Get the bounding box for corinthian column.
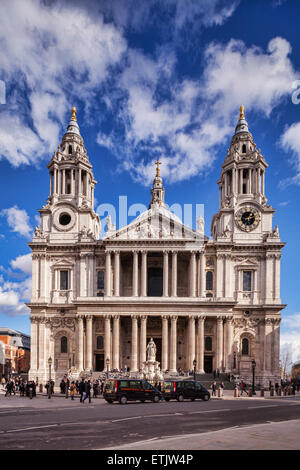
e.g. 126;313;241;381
131;315;138;373
141;251;147;297
197;316;205;373
139;315;147;368
169;316;178;373
78;315;84;371
104;315;111;369
216;316;224;371
163;251;169;297
105;251;111;297
188;316;196;370
86;315;93;370
225;316;233;372
189;252;196;297
171;251;177;297
162;315;169;371
132;251;139;297
30;317;38;373
114;251;120;297
112;315;120;370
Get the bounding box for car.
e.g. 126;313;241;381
162;380;210;402
104;378;162;404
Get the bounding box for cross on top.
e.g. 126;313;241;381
155;159;161;177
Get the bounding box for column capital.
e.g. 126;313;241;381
112;314;120;320
85;314;93;321
77;314;85;321
131;314;139;321
217;315;225;322
140;315;147;321
162;315;169;320
112;249;120;255
197;315;206;322
170;315;178;321
104;314;111;320
225;315;234;323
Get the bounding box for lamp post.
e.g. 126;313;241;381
252;359;256;395
106;357;110;379
48;357;52;399
193;359;196;381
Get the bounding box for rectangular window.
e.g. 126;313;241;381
97;270;104;290
60;270;69;290
243;271;252;292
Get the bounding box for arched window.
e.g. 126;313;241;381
97;335;104;350
242;144;246;153
61;336;68;354
206;271;213;291
205;337;212;351
242;338;249;355
68;145;72;154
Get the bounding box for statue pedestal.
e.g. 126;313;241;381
142;359;164;382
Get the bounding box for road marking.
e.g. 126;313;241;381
189;408;231;414
111;416;142;422
247;405;279;409
6;424;58;433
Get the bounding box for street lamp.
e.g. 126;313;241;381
48;357;52;399
193;359;197;381
106;357;110;379
252;359;256;395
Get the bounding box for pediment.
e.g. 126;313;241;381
236;258;259;268
51;258;75;268
104;206;203;241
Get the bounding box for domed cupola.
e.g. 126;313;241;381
149;160;166;208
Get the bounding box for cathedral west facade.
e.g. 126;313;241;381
28;106;285;386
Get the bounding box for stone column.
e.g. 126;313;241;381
189;252;196;297
78;315;84;371
169;316;178;373
162;315;169;371
139;315;147;368
30;317;38;373
265;254;273;303
112;315;120;370
163;251;169;297
216;255;223;299
224;254;231;299
274;253;281;302
171;251;177;297
38;320;45;375
216;316;224;371
141;251;147;297
132;251;139;297
80;254;87;297
86;315;93;370
188;316;196;370
199;252;205;297
114;251;120;297
239;169;243;194
131;315;138;373
197;316;205;373
225;316;233;372
105;251;111;297
104;315;111;369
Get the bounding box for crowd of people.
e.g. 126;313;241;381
1;376;37;398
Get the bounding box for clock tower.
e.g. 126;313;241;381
211;106;275;243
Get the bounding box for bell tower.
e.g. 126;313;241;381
211;106;275;242
36;107;100;243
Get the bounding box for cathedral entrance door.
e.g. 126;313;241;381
204;355;213;373
147;337;162;366
95;353;104;372
147;268;163;296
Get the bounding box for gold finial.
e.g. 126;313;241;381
239;104;245;119
71;107;77;121
155;159;161;177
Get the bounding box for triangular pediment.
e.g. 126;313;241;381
51;258;75;268
104;206;203;241
236;258;259;267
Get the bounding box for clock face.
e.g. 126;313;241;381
235;206;260;232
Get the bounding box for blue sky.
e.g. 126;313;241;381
0;0;299;364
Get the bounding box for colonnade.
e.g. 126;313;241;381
77;314;234;374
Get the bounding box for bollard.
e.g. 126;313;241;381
248;389;252;397
278;388;281;396
270;387;274;397
234;387;239;398
39;384;43;393
288;387;291;396
284;388;287;396
260;388;264;397
218;388;222;398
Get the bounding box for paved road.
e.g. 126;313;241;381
0;393;299;450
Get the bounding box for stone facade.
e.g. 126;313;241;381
28;106;285;386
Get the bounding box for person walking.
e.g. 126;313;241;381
211;381;217;397
82;380;91;404
79;378;85;403
70;381;76;400
219;381;225;397
240;380;248;396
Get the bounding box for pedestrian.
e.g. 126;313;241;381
211;381;217;397
217;368;220;378
82;380;91;404
240;380;248;396
70;381;76;400
100;381;104;395
213;370;216;379
79;378;85;402
219;381;225;397
5;380;13;397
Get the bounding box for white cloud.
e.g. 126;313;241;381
1;206;32;238
0;0;126;166
279;122;300;186
10;253;32;275
281;313;300;365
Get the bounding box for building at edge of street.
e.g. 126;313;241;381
0;327;30;377
28;106;286;387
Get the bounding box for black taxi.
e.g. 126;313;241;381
104;379;162;404
163;380;210;402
